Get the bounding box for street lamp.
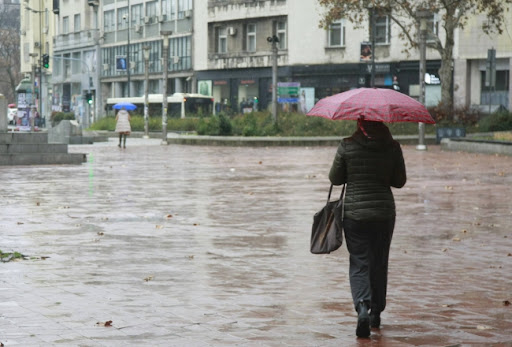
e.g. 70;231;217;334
143;45;151;138
416;9;430;151
160;30;172;145
123;6;131;97
267;34;279;125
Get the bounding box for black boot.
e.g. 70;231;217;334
356;300;370;338
370;310;381;328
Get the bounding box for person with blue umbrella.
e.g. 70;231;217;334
115;106;132;148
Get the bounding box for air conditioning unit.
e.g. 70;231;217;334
228;27;237;36
144;16;151;24
158;15;166;22
185;10;192;18
34;42;41;48
173;56;180;64
135;24;142;33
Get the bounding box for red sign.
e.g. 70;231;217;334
214;80;228;85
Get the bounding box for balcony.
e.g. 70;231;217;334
54;29;98;52
208;0;286;20
207;50;287;70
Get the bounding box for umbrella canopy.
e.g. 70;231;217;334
113;102;137;111
307;88;435;124
8;103;16;108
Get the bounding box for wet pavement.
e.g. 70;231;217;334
1;138;511;346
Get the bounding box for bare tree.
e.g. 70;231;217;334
318;0;512;110
0;3;22;103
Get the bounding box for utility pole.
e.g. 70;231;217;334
416;10;430;151
161;31;172;145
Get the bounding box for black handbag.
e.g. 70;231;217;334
310;184;345;254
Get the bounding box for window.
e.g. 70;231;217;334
118;7;129;30
426;13;439;42
178;0;192;19
132;4;143;26
375;15;390;44
146;1;157;22
62;16;69;34
74;14;80;32
218;27;227;53
104;10;115;32
247;23;256;52
277;21;287;49
72;52;81;74
328;19;345;47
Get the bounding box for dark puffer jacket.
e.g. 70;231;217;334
329;123;406;221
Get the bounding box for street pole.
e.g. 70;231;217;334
370;7;376;88
416;12;429;151
126;0;131;97
161;30;172;145
267;34;279;125
29;53;38;131
143;46;150;139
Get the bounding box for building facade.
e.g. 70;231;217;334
18;0;512;124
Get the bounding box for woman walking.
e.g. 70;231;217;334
115;107;131;148
329;119;406;338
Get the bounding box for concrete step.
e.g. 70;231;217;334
0;132;48;144
0;153;86;166
0;143;68;154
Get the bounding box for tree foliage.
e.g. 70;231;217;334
317;0;512;110
0;4;22;103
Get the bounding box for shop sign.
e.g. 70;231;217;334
240;79;255;85
214;80;228;86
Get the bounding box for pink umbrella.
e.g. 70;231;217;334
307;88;435;124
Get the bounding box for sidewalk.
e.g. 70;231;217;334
1;138;511;346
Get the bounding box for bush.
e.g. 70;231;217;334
50;112;75;125
428;104;481;126
477;111;512;132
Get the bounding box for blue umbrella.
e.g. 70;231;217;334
113;102;137;111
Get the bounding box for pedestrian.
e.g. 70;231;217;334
329;118;406;338
115;106;131;148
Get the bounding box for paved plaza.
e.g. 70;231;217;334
1;138;511;346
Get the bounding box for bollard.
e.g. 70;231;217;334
0;94;7;132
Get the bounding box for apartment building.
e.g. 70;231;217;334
195;0;447;113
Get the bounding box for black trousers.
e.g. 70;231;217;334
343;217;395;313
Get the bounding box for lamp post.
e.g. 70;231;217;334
123;2;131;97
29;53;38;131
416;10;430;151
160;30;172;145
143;45;151;139
267;35;279;125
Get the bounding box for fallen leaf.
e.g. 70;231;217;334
462;229;467;233
503;300;511;306
144;275;154;282
477;325;492;330
258;161;262;164
193;223;199;226
17;222;24;225
441;304;453;308
36;202;40;206
40;256;50;260
445;186;453;190
452;237;461;242
165;214;173;219
187;255;194;260
97;320;113;327
442;248;448;252
497;171;505;176
155;225;163;229
508;253;512;256
97;232;104;236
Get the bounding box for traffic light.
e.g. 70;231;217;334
85;92;93;104
42;54;50;69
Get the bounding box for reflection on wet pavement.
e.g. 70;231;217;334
0;138;511;346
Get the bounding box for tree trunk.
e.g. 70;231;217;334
438;14;456;111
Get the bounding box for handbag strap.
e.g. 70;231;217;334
326;183;346;205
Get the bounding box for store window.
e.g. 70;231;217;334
62;16;69;34
328;19;345;47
